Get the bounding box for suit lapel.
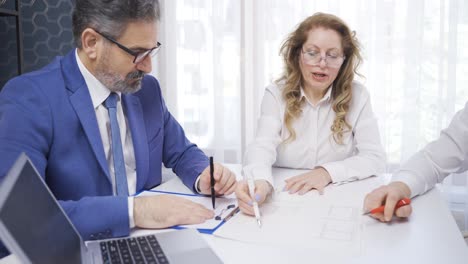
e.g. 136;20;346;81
122;94;149;191
62;50;111;183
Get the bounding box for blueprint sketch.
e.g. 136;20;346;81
214;192;363;254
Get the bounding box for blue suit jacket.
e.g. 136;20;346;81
0;50;209;241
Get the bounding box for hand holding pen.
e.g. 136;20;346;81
197;158;237;198
364;198;411;215
234;177;273;226
363;181;413;222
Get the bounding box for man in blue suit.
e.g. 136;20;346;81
0;0;237;246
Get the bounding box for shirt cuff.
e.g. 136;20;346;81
320;162;347;183
194;175;202;194
320;162;364;184
243;164;274;187
128;196;135;229
391;171;424;198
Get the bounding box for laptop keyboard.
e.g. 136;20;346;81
100;235;169;264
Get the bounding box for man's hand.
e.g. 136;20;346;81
363;181;412;222
133;195;214;229
283;167;332;195
235;179;272;216
198;163;237;196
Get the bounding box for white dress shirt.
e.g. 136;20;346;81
76;50;137;228
392;102;468;197
244;81;386;186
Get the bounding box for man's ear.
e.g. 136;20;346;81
80;28;100;61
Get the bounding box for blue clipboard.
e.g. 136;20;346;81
135;190;240;234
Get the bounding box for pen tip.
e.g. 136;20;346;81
257;220;262;228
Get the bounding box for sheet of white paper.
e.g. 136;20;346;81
137;190;238;230
214;193;363;255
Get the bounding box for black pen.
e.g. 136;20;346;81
210;156;215;209
223;207;240;222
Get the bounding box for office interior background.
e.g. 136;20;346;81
1;0;468;231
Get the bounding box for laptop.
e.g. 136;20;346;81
0;153;222;264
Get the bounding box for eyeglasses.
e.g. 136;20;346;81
95;30;162;64
301;50;345;68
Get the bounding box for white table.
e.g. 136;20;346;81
1;166;467;264
134;165;468;264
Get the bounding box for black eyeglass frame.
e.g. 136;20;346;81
95;30;162;64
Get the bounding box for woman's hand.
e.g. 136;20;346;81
283;167;332;195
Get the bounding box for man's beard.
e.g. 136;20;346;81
95;50;145;94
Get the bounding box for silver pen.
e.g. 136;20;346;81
246;176;262;228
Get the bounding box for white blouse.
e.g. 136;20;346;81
392;102;468;197
243;81;386;186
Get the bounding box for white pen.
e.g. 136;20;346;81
246;176;262;228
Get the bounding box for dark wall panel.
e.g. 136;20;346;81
0;0;74;89
0;0;19;89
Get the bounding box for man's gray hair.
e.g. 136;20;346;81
72;0;160;48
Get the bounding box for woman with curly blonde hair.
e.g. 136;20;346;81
236;13;386;215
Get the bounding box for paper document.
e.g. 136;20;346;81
137;190;239;233
214;193;362;254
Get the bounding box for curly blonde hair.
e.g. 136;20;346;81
278;12;362;144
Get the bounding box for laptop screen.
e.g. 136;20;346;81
0;154;82;264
